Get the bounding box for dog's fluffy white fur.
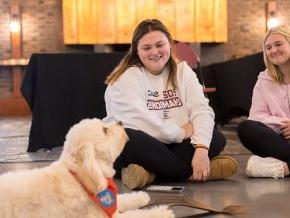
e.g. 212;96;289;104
0;118;174;218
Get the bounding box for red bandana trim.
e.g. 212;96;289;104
70;170;117;217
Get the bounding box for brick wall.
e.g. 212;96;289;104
0;1;12;60
0;67;12;98
202;0;290;66
0;0;64;59
0;0;290;98
0;0;64;98
21;0;64;57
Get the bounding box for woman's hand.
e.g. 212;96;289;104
181;122;194;139
280;120;290;140
190;146;210;181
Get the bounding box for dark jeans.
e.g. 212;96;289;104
237;120;290;168
114;126;226;181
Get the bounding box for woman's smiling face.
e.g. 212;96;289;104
265;33;290;66
137;30;171;75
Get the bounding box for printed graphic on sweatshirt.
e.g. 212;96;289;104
163;110;170;119
147;89;183;111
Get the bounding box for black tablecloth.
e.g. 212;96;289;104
21;53;124;152
202;52;265;124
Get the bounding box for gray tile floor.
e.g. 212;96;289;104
1;117;290;217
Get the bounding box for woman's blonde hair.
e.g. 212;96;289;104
263;24;290;83
105;19;178;87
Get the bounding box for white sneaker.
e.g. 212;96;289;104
246;155;286;179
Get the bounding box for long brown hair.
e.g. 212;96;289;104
105;19;178;87
263;24;290;83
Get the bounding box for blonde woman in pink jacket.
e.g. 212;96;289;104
238;24;290;178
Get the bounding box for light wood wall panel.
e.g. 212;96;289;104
77;0;99;43
175;0;195;42
62;0;228;44
115;0;136;43
98;0;116;43
135;0;156;24
156;0;176;38
195;0;214;42
214;0;228;42
63;0;78;44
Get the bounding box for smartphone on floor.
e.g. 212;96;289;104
145;185;184;193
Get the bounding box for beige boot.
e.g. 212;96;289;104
121;164;155;190
207;156;238;180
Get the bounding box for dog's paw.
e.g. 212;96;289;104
148;205;175;218
117;191;150;212
131;191;150;204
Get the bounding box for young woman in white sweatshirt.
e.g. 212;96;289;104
104;19;237;189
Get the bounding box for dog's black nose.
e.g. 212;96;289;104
117;121;123;126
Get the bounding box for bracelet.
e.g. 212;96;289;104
194;145;209;150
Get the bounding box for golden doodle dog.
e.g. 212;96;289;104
0;118;174;218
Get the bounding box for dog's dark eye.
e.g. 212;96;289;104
103;127;107;134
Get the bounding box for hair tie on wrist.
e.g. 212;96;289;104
194;145;209;150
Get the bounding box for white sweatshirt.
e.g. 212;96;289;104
104;61;215;147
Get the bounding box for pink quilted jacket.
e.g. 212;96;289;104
248;70;290;132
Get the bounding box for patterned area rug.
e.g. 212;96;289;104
0;117;61;163
220;117;251;155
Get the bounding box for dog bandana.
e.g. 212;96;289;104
70;171;117;217
96;178;117;217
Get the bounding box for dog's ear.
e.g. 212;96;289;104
76;144;107;194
